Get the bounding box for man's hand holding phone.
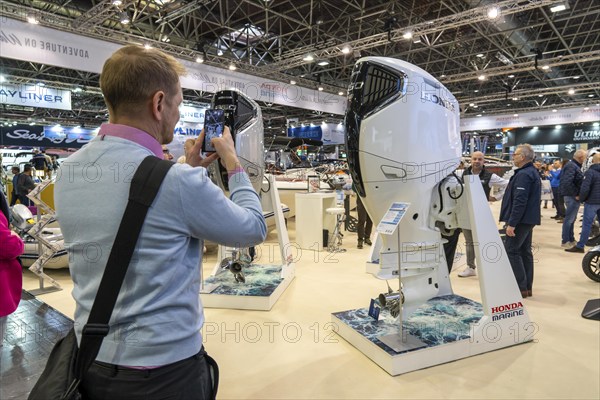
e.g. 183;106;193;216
186;126;240;172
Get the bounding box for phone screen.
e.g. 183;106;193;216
202;109;225;152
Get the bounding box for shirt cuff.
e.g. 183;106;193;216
227;166;246;178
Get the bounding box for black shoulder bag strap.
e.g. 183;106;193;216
71;156;174;386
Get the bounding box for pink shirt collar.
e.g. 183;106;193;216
98;123;163;158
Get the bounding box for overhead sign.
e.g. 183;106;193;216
509;124;600;145
0;83;72;110
287;123;345;144
180;105;207;123
0;17;346;115
0;125;95;148
461;105;600;131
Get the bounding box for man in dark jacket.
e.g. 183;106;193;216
499;144;541;298
9;166;20;206
559;149;586;248
457;151;508;277
16;165;36;206
567;153;600;253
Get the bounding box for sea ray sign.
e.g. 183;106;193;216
0;125;93;148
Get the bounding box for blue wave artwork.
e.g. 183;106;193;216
333;295;484;355
204;264;284;296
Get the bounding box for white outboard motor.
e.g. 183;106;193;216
209;90;264;194
345;57;461;316
208;90;264;283
10;204;35;232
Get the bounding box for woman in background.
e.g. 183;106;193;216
0;190;24;345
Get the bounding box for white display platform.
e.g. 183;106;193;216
201;174;295;311
295;192;337;250
332;294;534;376
201;268;295;310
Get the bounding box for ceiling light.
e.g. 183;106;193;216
550;4;567;13
473;105;479;108
538;94;544;97
513;114;519;117
568;88;575;95
476;53;484;58
0;75;6;83
144;44;152;49
303;54;314;62
588;94;595;98
27;16;39;25
111;0;122;5
512;97;518;101
402;32;412;39
73;87;83;93
533;126;539;130
593;122;599;127
486;6;500;19
412;37;422;44
440;74;446;78
584;107;589;111
552;109;557;112
341;46;350;54
228;63;236;71
217;49;223;56
508;74;515;78
478;75;486;81
474;89;479;93
469;103;475;107
36;82;45;87
196;56;204;63
573;76;580;79
542;65;550;70
290;80;296;85
317;61;329;66
119;12;130;24
318;86;324;91
555;125;562;129
477;114;482;117
338;91;344;96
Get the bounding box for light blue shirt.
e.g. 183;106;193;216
54;125;266;366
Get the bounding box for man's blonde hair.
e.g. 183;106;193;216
100;45;186;115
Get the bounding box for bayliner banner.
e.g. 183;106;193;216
0;125;94;148
0;17;345;115
0;83;72;110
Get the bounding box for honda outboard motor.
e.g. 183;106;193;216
209;90;264;282
345;57;461;316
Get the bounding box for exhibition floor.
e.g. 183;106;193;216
8;202;600;399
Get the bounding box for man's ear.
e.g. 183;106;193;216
151;91;165;121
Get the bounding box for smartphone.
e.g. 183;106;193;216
202;109;225;152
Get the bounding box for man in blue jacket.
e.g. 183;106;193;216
559;149;586;248
499;144;541;298
567;153;600;253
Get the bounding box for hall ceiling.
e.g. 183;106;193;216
0;0;599;134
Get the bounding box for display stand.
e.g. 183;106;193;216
333;178;534;375
26;179;63;295
200;174;295;310
295;192;337;250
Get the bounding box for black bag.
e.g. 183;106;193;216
28;156;174;400
28;329;81;400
